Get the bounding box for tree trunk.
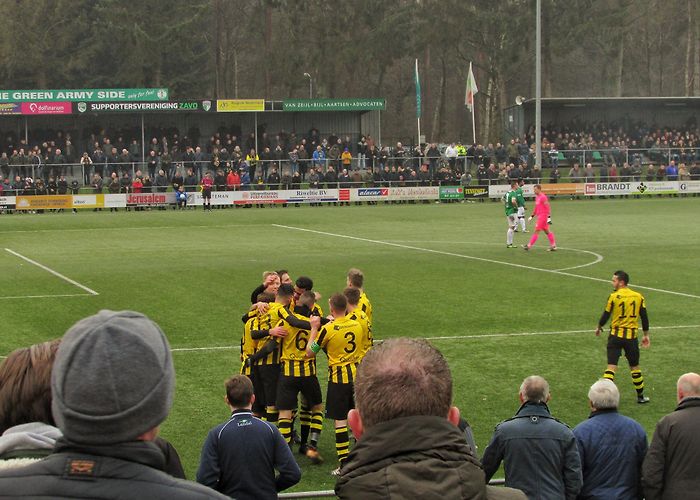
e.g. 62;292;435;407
429;56;444;142
233;48;239;98
264;3;272;98
542;7;552;96
644;13;652;95
424;46;431;132
685;0;693;95
658;31;664;94
483;73;493;145
214;0;223;98
694;21;700;94
615;34;624;97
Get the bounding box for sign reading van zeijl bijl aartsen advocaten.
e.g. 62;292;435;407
282;98;385;111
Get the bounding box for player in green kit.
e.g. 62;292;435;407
514;179;528;233
504;181;519;248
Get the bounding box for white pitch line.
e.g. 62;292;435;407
0;293;93;300
0;223;258;234
273;224;700;300
167;324;700;353
428;324;700;340
171;345;237;352
552;248;604;271
387;240;604;272
5;249;99;296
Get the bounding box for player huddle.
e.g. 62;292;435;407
240;268;373;475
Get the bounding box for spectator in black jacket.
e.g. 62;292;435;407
0;310;225;499
154;169;169;193
324;166;338;189
196;375;300;500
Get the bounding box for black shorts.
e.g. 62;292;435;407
245;372;265;414
253;364;280;407
202;188;211;200
276;375;323;410
325;381;355;420
607;335;640;366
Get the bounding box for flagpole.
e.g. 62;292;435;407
471;107;476;145
466;62;478;146
417;117;421;152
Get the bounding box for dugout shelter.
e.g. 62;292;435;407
0;90;385;161
503;96;700;143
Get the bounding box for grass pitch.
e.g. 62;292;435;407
2;196;699;492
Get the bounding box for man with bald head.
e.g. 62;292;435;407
335;338;525;499
482;375;582;499
642;372;700;500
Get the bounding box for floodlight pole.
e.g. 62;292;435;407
535;0;542;169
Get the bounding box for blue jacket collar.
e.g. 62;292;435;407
515;401;552;417
588;408;618;418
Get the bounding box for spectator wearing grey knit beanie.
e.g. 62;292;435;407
0;310;228;499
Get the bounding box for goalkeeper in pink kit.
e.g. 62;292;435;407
523;184;557;251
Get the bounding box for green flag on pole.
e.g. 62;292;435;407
414;58;421;119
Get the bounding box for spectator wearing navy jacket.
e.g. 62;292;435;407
573;379;647;500
196;375;300;500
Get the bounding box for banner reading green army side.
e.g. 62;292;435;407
0;89;169;102
283;98;385;111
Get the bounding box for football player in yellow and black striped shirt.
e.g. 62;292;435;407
241;310;258;376
274;290;325;464
343;286;373;358
347;268;372;324
248;284;314;424
292;275;324;318
289;275;327;457
595;270;651;403
307;293;364;474
240;292;275;418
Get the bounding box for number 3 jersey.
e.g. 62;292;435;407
316;317;364;384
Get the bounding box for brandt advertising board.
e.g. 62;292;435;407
584;182;679;196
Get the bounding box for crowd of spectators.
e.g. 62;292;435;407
524;120;700;166
1;121;699;201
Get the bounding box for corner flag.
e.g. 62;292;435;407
465;62;478;112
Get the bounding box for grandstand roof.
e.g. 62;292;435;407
518;96;700;106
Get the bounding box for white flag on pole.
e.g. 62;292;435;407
465;62;478;112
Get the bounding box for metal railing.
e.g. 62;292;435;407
278;479;506;499
277;479;506;499
1;147;697;187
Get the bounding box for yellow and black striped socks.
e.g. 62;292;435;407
309;411;323;448
278;418;293;444
631;369;644;396
603;369;615;381
335;426;350;466
266;406;278;425
299;405;311;445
